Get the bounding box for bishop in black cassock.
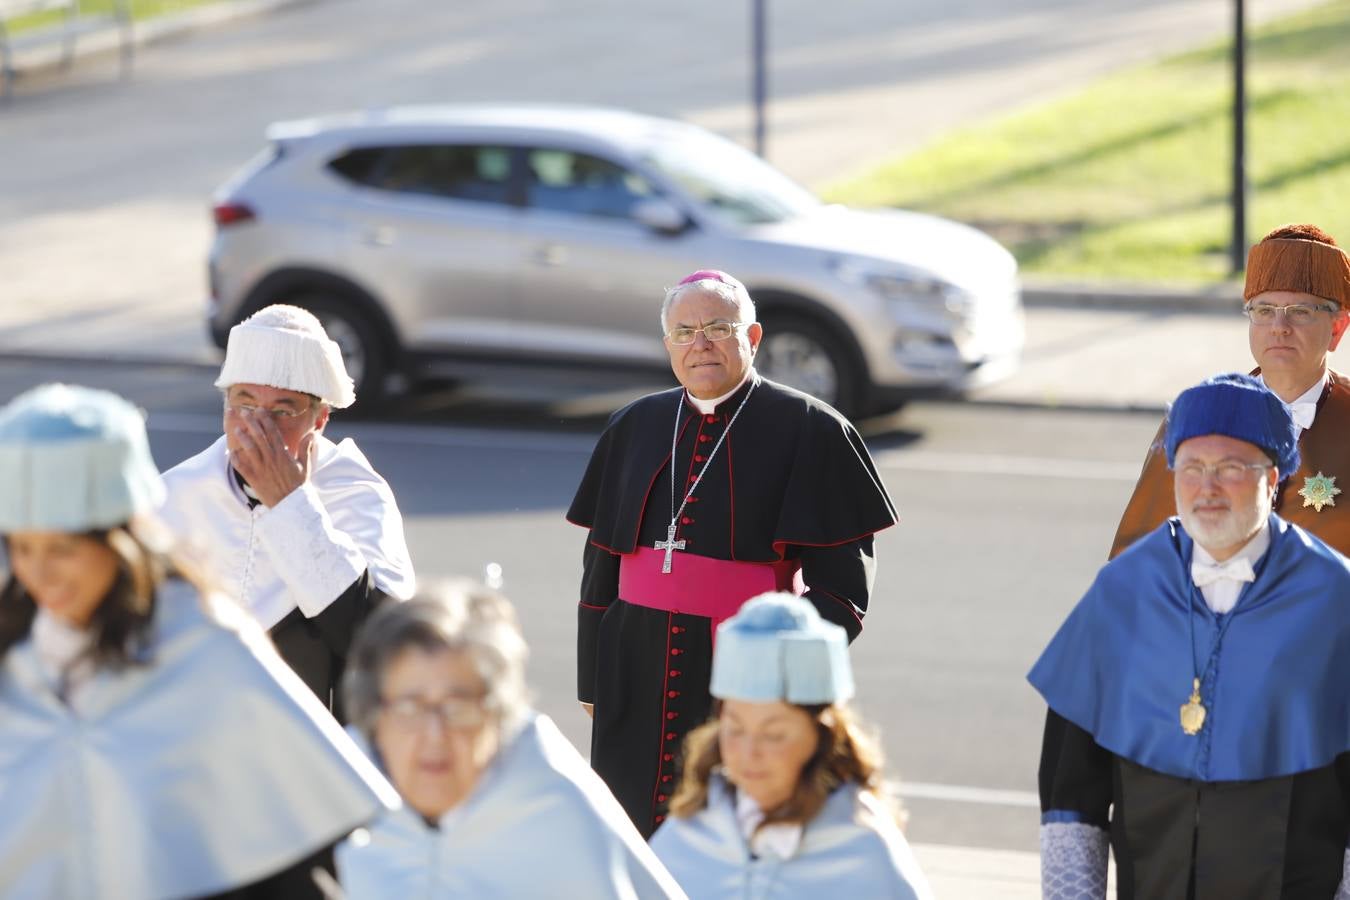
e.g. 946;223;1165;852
567;269;897;837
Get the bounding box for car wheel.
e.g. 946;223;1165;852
755;312;865;417
289;294;389;411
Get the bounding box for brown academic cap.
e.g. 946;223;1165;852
1244;234;1350;307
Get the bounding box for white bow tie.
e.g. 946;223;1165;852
1288;401;1317;431
1191;556;1256;588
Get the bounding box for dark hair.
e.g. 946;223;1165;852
668;701;897;830
1260;223;1339;246
0;526;169;669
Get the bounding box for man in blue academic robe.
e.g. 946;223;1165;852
1030;374;1350;899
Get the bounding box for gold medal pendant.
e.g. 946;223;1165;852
1180;677;1206;735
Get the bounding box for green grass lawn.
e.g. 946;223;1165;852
5;0;223;36
824;0;1350;284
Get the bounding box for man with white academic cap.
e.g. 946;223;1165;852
160;305;415;715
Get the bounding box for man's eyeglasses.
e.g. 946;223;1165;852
379;694;487;731
1242;302;1338;325
225;402;312;422
664;322;752;346
1175;460;1272;485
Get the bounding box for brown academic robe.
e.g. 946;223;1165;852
1111;369;1350;558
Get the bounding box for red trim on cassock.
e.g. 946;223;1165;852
770;522;895;560
650;610;675;828
811;586;864;630
578;601;608;611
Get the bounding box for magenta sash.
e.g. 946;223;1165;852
618;546;804;632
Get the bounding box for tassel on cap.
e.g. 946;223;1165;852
1244;238;1350;307
1164;373;1300;478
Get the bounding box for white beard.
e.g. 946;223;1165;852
1178;486;1273;556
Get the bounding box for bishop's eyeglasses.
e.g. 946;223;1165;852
664;322;752;345
1242;302;1338;326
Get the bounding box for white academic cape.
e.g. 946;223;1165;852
0;580;401;899
650;775;934;900
337;713;688;899
160;434;416;629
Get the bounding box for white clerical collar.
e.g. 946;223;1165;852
1258;370;1326;434
734;786;803;860
687;368;755;415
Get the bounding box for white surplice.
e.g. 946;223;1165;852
160;434;415;629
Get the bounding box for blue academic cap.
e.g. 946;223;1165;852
0;384;165;532
710;592;855;704
1164;373;1300;477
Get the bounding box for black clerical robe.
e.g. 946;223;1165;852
568;374;898;836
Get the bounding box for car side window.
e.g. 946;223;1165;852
328;145;514;206
524;149;654;221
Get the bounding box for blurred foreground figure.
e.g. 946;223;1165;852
569;270;896;835
1032;375;1350;898
160;304;415;714
336;581;686;899
651;592;933;899
1112;224;1350;558
0;384;397;900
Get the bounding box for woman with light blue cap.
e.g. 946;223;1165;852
650;591;933;899
0;384;398;899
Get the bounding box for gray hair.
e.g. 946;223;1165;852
659;277;757;332
343;579;531;742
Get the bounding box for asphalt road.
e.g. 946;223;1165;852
0;357;1162;853
0;0;1323;364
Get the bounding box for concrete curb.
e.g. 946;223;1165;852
1022;280;1242;313
3;0;317;82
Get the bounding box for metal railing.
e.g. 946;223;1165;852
0;0;132;99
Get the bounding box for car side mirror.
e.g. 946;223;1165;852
632;198;689;235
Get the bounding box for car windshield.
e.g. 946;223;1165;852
640;131;821;226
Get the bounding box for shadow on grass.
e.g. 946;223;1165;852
900;88;1299;212
1177;7;1350;67
941;134;1350;275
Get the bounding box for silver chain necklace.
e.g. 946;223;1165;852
653;381;757;574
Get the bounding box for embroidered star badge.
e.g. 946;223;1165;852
1299;472;1342;512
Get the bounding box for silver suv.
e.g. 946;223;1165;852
208;105;1023;416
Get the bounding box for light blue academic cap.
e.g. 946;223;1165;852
710;592;855;704
0;384;165;532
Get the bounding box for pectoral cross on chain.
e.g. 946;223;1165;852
655;523;686;574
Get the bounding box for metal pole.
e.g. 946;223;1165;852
1231;0;1248;275
752;0;767;158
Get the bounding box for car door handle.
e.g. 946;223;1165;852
533;244;568;266
362;226;396;247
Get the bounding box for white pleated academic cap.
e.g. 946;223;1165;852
0;384;165;532
215;305;356;408
710;592;855;704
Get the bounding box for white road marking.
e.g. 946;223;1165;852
900;781;1040;809
873;449;1141;482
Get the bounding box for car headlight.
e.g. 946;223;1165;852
831;258;971;317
